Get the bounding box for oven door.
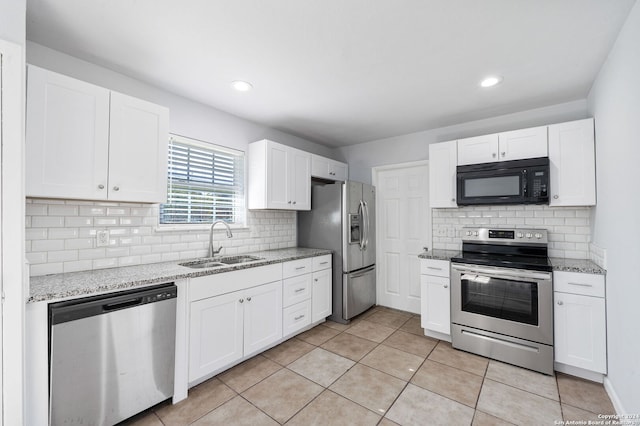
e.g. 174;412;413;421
450;263;553;345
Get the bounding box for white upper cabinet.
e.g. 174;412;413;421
26;65;169;203
457;134;499;165
311;154;348;181
457;126;547;165
498;126;548;161
548;118;596;206
428;140;457;208
248;139;311;210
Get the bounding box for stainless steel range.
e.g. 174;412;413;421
450;227;554;375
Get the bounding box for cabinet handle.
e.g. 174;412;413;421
427;266;442;271
113;186;120;191
239;298;244;303
295;266;306;270
294;288;305;293
568;282;593;288
443;284;449;288
501;152;506;157
294;315;305;321
553;195;559;199
247;296;252;301
320;261;329;265
98;184;105;190
492;153;497;158
557;300;563;306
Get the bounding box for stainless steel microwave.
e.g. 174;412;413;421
456;157;549;205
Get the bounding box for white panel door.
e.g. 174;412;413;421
374;163;430;313
312;269;332;322
289;147;311;210
457;134;499;165
243;281;283;357
420;274;451;335
108;92;169;203
498;126;548;161
26;65;110;199
428;141;458;207
265;142;290;209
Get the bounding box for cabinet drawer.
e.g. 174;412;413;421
189;264;282;301
312;255;332;271
283;258;313;278
283;274;312;307
554;271;605;298
283;300;312;337
420;259;450;278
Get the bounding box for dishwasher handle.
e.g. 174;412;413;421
103;297;144;311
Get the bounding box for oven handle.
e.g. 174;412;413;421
451;263;552;282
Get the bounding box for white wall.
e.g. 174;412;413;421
338;100;588;184
26;42;338;159
587;1;640;414
0;0;25;46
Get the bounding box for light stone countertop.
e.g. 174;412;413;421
417;250;460;261
28;247;332;303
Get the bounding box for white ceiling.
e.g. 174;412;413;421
26;0;636;147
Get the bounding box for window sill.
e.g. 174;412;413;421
154;223;249;233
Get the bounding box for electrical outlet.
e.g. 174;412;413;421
96;230;110;247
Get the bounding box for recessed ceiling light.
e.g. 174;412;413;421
231;80;253;92
480;76;503;88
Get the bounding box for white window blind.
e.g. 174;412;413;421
160;135;245;225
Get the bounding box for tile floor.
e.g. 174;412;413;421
125;306;615;426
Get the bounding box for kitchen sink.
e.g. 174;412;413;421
179;255;264;269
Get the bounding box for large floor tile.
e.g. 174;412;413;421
242;369;323;423
345;319;396;343
323;320;353;331
399;316;424;336
385;383;475;426
562;403;606;423
486;360;559;401
296;324;341;346
123;411;164;426
411;359;483;408
329;364;407;415
193;396;278;426
217;355;281;393
477;379;562;425
364;310;412;328
556;373;615;414
321;331;377;361
155;378;236;425
360;344;424;381
382;329;438;357
472;410;515;426
378;419;401;426
262;337;315;366
286;390;381;426
428;341;488;376
288;347;355;387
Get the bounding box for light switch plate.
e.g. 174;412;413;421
96;230;110;247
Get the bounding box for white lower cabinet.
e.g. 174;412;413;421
420;259;451;340
312;268;332;322
554;271;607;374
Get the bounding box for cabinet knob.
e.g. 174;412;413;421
492;153;497;158
247;296;252;301
553;195;559;199
443;284;449;288
98;184;105;190
292;201;296;205
557;300;563;306
451;198;455;202
501;152;506;157
239;298;244;303
288;201;292;204
113;186;120;191
314;278;318;282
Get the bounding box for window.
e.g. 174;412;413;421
160;134;245;226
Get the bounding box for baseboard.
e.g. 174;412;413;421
604;376;627;416
554;362;604;383
424;329;451;342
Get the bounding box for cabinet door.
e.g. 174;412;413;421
548;118;596;206
189;291;244;382
109;92;169;203
26;65;110;200
329;160;348;181
311;154;330;179
420;274;451;335
498;126;548;161
554;292;606;373
457;134;499;165
243;281;283;357
312;268;332;322
428;141;458;208
265;142;290;209
289;148;311;210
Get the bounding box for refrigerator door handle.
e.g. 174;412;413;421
358;200;366;251
363;200;370;251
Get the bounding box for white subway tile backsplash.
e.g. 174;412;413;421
26;199;296;276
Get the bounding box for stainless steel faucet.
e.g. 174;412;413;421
208;220;233;257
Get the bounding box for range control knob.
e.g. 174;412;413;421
525;233;533;238
516;232;524;238
535;233;543;239
466;231;472;236
473;231;479;236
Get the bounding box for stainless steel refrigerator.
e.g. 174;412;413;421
298;181;376;324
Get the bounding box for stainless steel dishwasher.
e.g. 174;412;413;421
49;283;177;425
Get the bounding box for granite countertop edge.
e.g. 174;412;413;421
28;247;332;303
